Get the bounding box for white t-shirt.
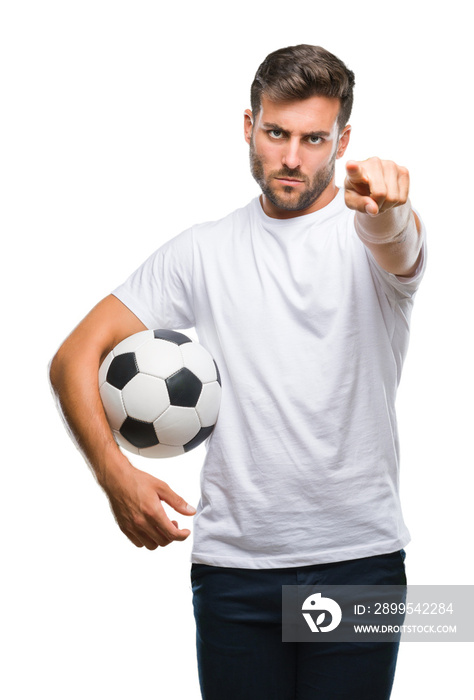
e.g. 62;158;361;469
113;189;427;568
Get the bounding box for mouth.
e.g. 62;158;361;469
275;177;304;187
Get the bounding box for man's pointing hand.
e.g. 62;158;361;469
344;158;410;216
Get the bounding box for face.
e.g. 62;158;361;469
244;95;351;218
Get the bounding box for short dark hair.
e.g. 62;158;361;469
250;44;355;130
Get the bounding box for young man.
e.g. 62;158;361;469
50;45;425;699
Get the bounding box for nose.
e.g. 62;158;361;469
282;137;302;171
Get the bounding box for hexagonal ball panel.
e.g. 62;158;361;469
122;373;169;422
113;329;154;355
135;338;183;379
139;443;186;459
166;367;202;407
195;381;222;427
100;382;127;431
154;406;201;446
180;342;218;383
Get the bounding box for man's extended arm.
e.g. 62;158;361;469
344;158;423;277
49;294;196;549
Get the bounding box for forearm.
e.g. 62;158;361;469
49;295;195;549
354;201;423;277
49;344;131;489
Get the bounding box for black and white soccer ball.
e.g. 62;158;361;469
99;329;222;458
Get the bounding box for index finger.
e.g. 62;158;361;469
345;161;368;183
149;497;192;542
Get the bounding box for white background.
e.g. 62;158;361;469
1;1;472;697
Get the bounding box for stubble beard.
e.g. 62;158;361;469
249;140;337;212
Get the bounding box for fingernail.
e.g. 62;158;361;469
186;504;196;514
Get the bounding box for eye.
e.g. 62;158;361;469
268;129;284;139
308;135;323;145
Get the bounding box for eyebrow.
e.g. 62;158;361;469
262;122;331;138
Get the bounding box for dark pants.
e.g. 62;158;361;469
191;550;407;700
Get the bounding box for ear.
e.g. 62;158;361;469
244;109;253;145
336;125;351;159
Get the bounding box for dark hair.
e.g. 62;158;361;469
250;44;355;130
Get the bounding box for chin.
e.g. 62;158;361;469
267;189;314;212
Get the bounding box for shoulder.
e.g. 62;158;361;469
192;199;257;238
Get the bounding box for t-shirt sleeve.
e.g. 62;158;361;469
364;210;427;303
112;227;195;330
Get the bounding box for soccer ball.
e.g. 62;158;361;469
99;329;222;458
